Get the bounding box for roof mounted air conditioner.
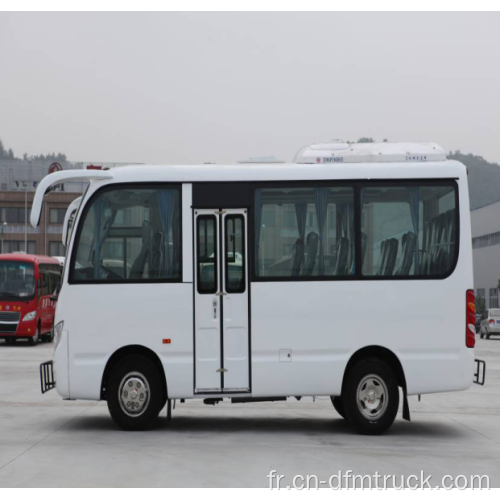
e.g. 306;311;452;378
294;142;447;164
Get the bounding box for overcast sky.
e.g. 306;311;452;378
1;12;499;164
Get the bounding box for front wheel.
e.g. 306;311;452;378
343;358;399;435
27;326;40;346
107;355;165;431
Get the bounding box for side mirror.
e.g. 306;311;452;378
49;295;58;303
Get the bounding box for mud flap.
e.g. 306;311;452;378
402;389;411;422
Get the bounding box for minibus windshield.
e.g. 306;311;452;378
0;261;36;301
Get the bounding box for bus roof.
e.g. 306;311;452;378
105;158;465;184
0;253;61;265
30;142;466;228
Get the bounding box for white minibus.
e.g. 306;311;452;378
33;142;484;434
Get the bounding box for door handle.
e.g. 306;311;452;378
213;299;217;319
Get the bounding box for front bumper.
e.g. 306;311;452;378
0;319;37;338
40;361;56;394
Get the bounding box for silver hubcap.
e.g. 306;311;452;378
357;374;388;420
119;372;150;418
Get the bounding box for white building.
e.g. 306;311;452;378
471;200;500;309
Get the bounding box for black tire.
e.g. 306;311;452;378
41;329;54;343
343;358;399;435
331;396;346;419
107;355;165;431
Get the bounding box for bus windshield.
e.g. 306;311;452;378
0;261;36;301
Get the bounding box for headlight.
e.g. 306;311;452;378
22;311;36;322
54;321;64;348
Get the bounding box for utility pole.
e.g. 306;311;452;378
0;221;7;254
24;188;28;253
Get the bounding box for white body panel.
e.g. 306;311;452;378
44;156;474;403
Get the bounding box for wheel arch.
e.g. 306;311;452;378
100;345;167;401
341;345;407;393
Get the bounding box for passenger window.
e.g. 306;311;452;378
255;187;355;278
41;272;49;296
361;184;457;277
71;186;181;282
197;216;217;294
225;215;245;293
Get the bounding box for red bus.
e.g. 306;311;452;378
0;254;62;345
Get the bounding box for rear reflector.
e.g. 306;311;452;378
466;289;476;348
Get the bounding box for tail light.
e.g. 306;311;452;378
489;319;495;325
466;289;476;348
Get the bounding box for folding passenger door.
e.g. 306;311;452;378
194;209;250;394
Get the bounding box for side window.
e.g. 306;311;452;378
197;216;217;294
40;270;49;296
255;186;355;278
361;184;457;277
225;215;245;293
71;185;181;282
489;288;499;309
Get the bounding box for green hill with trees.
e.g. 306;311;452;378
0;137;66;162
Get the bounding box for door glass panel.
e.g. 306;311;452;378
197;215;217;294
225;215;245;293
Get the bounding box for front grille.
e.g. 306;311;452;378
0;312;21;322
0;312;21;334
0;323;18;334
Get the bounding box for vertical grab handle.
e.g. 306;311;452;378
213;299;217;319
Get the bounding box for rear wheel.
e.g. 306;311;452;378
27;326;40;346
343;358;399;435
331;396;346;419
41;329;54;343
107;355;165;431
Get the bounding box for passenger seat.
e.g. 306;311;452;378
303;232;319;276
290;238;305;277
129;221;152;279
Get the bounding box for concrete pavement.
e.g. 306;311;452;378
0;337;499;487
